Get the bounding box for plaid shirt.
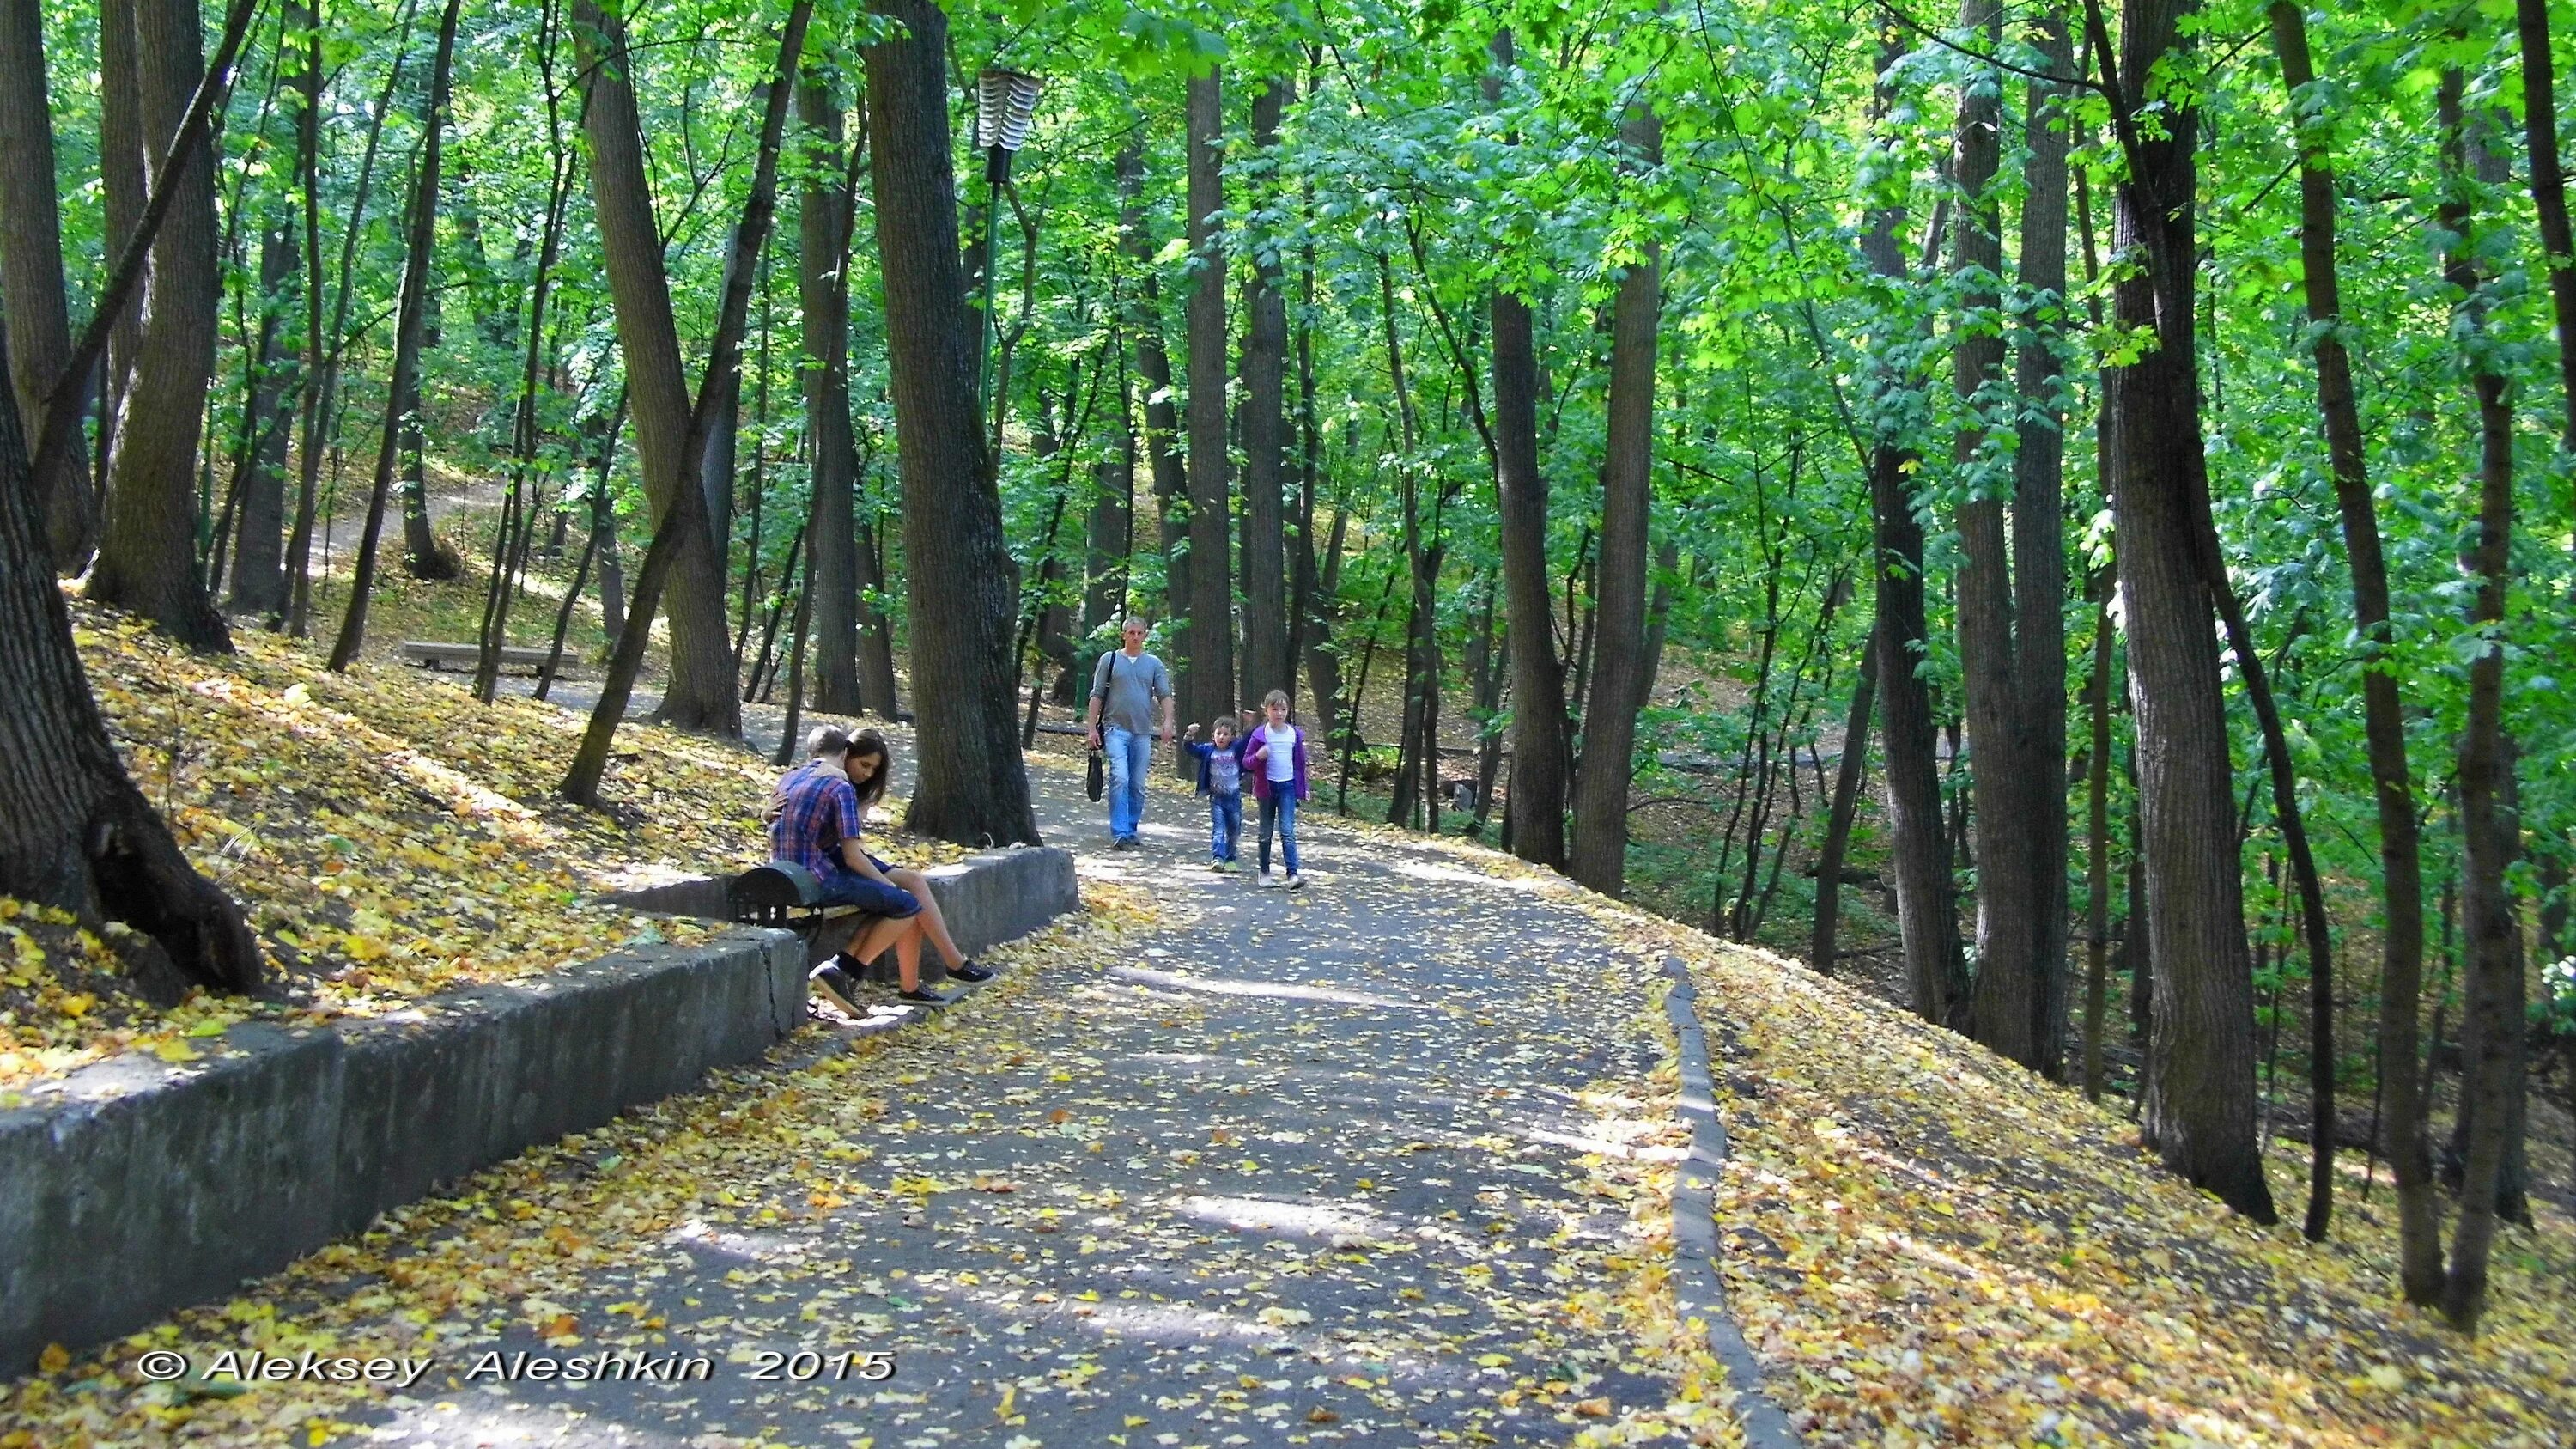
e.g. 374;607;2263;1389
769;761;860;878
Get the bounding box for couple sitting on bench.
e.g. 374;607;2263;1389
767;725;993;1014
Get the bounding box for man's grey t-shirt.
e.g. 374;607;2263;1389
1093;648;1172;736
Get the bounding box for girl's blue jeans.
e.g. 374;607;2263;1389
1258;790;1300;875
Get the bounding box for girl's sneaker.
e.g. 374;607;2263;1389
1285;873;1307;891
1255;872;1277;887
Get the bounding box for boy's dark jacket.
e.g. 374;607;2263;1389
1182;734;1250;796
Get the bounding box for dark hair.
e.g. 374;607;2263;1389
845;729;893;810
805;724;853;758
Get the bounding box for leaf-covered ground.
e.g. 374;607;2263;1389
0;751;1753;1449
1627;927;2576;1447
0;597;959;1097
9;657;2570;1447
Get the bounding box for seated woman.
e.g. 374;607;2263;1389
839;730;993;986
768;725;945;1008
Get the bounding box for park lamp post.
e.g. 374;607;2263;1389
975;68;1043;429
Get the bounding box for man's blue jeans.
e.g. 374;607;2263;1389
1103;725;1151;840
1208;791;1242;861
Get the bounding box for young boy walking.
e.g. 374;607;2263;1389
1182;719;1244;870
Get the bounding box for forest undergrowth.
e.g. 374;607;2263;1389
0;584;959;1098
1639;920;2576;1447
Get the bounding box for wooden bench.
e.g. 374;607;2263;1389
397;640;556;673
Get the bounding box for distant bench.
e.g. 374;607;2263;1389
397;640;555;673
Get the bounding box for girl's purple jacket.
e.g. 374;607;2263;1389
1246;726;1309;802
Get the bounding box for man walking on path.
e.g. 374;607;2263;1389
1085;616;1175;849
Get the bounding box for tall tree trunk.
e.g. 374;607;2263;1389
1084;444;1132;641
228;220;295;613
2518;0;2576;466
1862;32;1969;1027
1114;143;1190;665
1469;584;1504;826
1488;46;1570;866
327;0;464;673
1293;337;1346;750
2014;3;2075;1077
1238;76;1292;704
87;0;230;651
471;18;576;704
802;67;866;715
2096;0;2275;1221
861;0;1036;843
1953;0;2046;1069
560;1;805;802
96;0;143;475
0;0;93;568
1378;256;1430;831
1565;99;1661;898
853;449;899;715
1811;626;1878;974
0;330;259;995
2439;72;2525;1332
1181;70;1236;738
1636;537;1677;713
2081;575;2116;1099
286;0;398;640
570;0;743;736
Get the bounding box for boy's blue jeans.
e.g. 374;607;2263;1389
1102;726;1151;840
1207;791;1242;861
1258;790;1300;875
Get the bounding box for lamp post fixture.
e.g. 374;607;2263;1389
975;68;1042;435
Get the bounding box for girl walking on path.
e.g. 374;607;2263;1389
1248;690;1309;890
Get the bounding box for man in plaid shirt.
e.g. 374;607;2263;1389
769;726;945;1005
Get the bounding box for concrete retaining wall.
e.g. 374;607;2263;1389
0;846;1079;1374
0;929;804;1373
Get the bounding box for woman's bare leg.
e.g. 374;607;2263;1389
844;913;908;965
892;920;926;992
887;868;964;969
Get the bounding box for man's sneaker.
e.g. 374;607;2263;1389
1255;872;1277;888
808;962;864;1017
1110;836;1139;851
947;961;995;984
898;986;951;1007
1285;873;1307;891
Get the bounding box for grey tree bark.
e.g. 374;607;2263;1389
1951;0;2046;1069
1113;142;1190;688
0;0;92;568
87;0;229;651
328;0;464;672
228;220;295;614
0;329;259;997
2012;3;2074;1077
1564;98;1661;898
1811;627;1878;975
571;0;744;735
2094;0;2275;1221
2439;69;2526;1333
1181;70;1236;737
801;67;866;716
1238;77;1292;704
862;0;1036;843
1857;33;1968;1026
